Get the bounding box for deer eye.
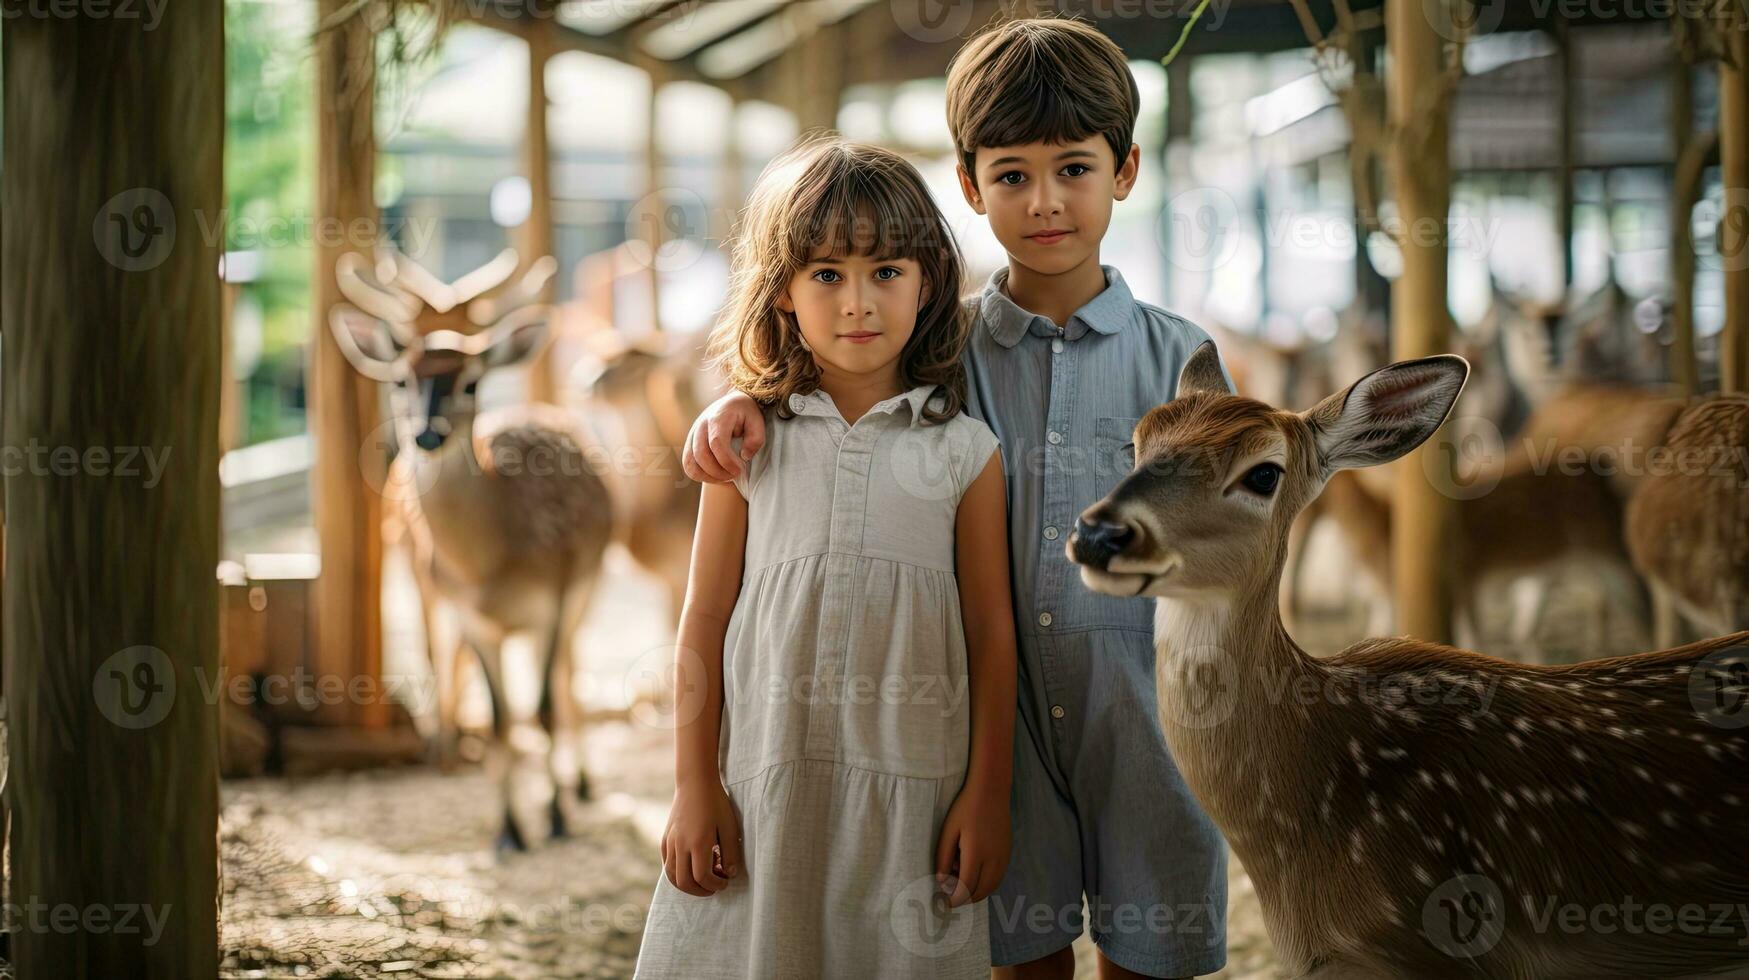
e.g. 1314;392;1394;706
1241;463;1282;496
462;380;479;395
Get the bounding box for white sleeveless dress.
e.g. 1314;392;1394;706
634;384;1002;980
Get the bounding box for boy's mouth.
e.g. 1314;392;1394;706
1027;228;1073;245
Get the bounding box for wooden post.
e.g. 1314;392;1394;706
1670;60;1702;397
636;51;667;333
523;21;560;404
310;0;386;727
1164;53;1193;305
1387;0;1456;643
1556;20;1577;290
1721;28;1749;394
2;4;222;974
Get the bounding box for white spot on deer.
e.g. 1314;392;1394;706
1507;733;1525;750
1633;765;1651;782
1570;747;1588;764
1412;864;1432;887
1418;769;1435;789
1622;821;1646;839
1660;810;1678;828
1529;827;1543;845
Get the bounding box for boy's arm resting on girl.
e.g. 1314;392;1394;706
939;449;1017;907
683;391;766;483
661;480;747;897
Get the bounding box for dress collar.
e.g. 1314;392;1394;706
979;264;1134;348
786;383;941;427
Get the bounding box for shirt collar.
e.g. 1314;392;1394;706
787;383;941;427
978;264;1134;348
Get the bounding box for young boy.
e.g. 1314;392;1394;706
682;17;1229;980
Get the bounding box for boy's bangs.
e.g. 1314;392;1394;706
787;173;935;267
977;78;1107;157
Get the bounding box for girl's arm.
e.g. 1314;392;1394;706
935;450;1017;907
662;480;748;897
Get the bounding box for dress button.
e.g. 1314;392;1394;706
1050;705;1066;719
1043;525;1059;540
1047;430;1063;445
1051;338;1064;354
789;394;805;413
1038;611;1053;627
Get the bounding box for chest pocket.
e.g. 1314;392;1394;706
1092;416;1141;494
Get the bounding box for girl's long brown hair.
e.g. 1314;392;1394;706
708;135;970;423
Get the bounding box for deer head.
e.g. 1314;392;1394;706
328;250;554;452
1070;340;1469;605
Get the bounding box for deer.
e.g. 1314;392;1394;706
330;249;613;852
1626;394;1749;646
1069;341;1749;979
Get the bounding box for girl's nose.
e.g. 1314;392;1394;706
842;283;876;318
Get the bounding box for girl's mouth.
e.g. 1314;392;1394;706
840;331;881;344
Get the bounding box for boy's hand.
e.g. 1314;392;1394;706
661;778;743;897
934;776;1012;907
683;391;765;484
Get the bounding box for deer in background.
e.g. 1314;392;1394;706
1627;394;1749;645
331;250;613;852
1070;342;1749;978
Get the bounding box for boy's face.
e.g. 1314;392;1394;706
957;136;1140;277
777;247;926;380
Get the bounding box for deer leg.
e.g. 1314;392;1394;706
471;637;526;853
1652;580;1682;649
537;614;580;840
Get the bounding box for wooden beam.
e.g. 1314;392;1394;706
523;20;560;404
1555;19;1577;289
1722;26;1749;394
311;0;387;727
3;3;222;974
1386;0;1456;643
1670;60;1704;398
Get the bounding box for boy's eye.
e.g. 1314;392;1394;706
1062;163;1091;177
997;172;1024;186
813;269;842;284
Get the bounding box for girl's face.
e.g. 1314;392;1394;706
776;248;927;381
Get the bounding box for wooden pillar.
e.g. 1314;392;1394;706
1387;0;1456;642
1556;20;1577;290
310;0;386;727
1164;54;1193;305
522;21;559;404
1670;60;1702;397
636;51;667;333
2;4;222;974
1721;28;1749;394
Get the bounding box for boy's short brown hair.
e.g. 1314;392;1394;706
944;16;1141;178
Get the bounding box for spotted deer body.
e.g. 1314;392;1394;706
1070;343;1749;978
1626;395;1749;643
331;250;612;851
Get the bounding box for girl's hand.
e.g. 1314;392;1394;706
682;391;765;484
661;778;743;897
933;776;1012;908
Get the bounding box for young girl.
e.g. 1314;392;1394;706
633;137;1017;979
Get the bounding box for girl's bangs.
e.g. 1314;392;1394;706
785;167;937;266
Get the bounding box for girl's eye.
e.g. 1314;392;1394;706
875;267;901;281
813;269;842;284
1241;463;1282;496
1062;163;1091;177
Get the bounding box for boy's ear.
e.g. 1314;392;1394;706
956;163;986;215
1114;143;1141;202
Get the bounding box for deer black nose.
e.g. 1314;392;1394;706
1071;518;1136;569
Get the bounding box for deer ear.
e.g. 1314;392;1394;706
483;305;551;368
328;304;411;382
1175;339;1232;397
1303;354;1469;472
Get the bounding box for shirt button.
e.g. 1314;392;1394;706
1050;705;1066;719
789;394;805;413
1051;338;1064;354
1047;430;1063;445
1038;611;1053;627
1043;525;1059;540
